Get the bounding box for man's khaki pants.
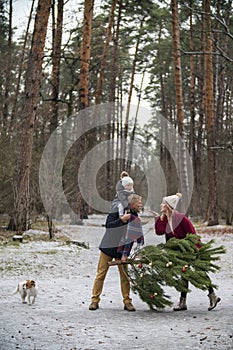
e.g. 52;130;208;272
91;251;132;305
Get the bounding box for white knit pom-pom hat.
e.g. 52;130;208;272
163;193;182;209
121;176;134;188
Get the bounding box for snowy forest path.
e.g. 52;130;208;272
0;216;232;349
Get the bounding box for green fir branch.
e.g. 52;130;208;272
128;234;225;309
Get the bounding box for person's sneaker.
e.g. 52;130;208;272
124;303;136;311
89;302;99;310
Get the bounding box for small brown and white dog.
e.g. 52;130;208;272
12;280;37;305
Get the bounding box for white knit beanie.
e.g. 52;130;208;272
121;176;134;188
163;193;182;209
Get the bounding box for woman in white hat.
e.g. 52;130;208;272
153;193;221;312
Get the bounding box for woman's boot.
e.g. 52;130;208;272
208;292;221;311
173;297;187;311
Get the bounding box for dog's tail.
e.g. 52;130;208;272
11;285;19;296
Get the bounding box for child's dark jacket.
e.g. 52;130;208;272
99;210;137;258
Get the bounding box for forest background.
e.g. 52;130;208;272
0;0;232;235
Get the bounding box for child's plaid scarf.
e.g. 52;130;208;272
117;214;144;256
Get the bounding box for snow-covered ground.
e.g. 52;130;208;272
0;215;232;350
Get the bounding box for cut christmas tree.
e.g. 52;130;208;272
127;234;226;310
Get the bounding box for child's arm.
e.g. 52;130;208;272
118;202;125;216
121;243;132;261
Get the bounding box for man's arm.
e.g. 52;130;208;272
105;211;130;228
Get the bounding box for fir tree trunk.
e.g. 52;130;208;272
2;0;12;132
109;0;122;104
79;0;94;109
50;0;64;133
204;0;218;225
95;0;116;105
94;0;116;202
157;26;172;185
122;16;145;170
12;0;52;233
74;0;94;221
108;0;122;198
171;0;189;210
45;0;64;234
127;69;146;171
10;0;35;127
195;19;205;216
189;1;196;162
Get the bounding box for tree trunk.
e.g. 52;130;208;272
188;0;197;214
45;0;64;236
108;0;122;199
109;0;122;104
94;0;116;204
195;13;205;216
10;0;35;127
122;16;145;169
158;25;172;191
2;0;12;132
204;0;218;225
95;0;116;105
12;0;52;233
215;1;232;225
79;0;94;109
171;0;189;211
127;69;146;171
74;0;94;221
50;0;64;133
189;1;196;161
